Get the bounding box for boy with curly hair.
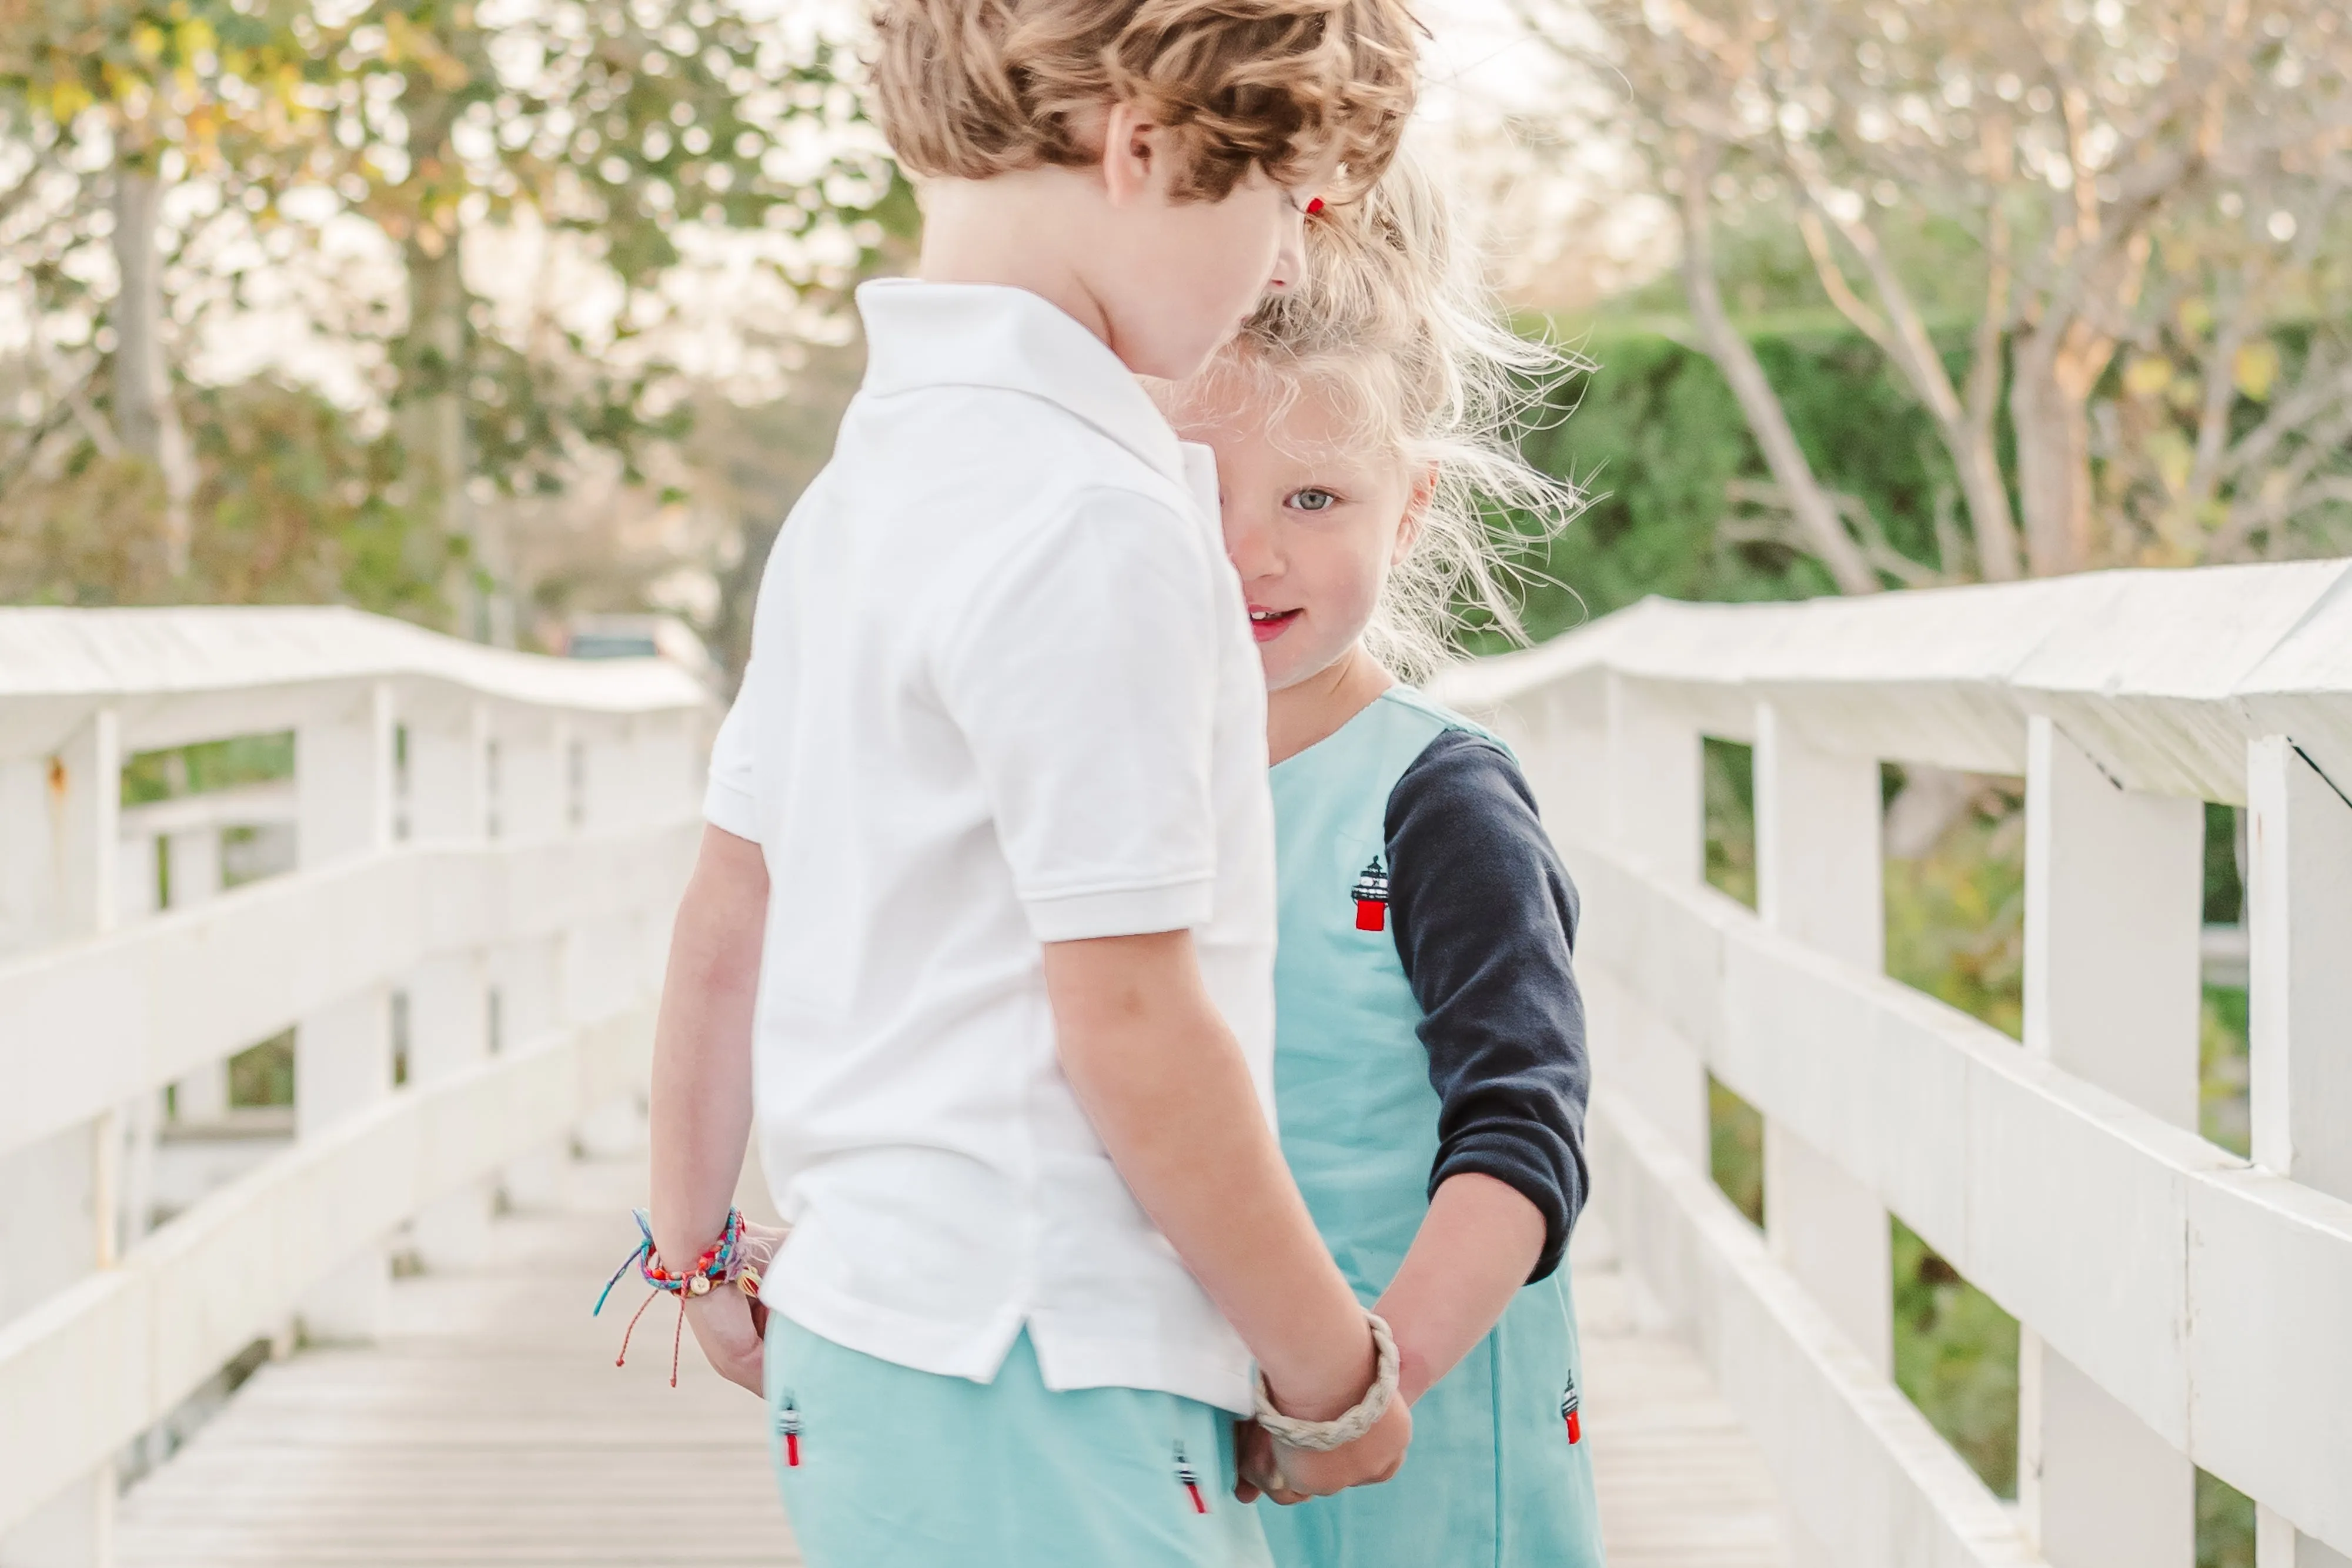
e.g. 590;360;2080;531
646;1;1421;1563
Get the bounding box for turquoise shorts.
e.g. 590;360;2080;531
765;1316;1274;1568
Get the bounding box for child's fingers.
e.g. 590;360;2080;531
683;1290;767;1394
1232;1420;1288;1504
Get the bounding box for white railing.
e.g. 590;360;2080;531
1436;560;2352;1568
0;607;711;1563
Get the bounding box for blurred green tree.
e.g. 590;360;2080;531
1522;0;2352;589
318;0;908;638
1;0;908;634
1;0;322;571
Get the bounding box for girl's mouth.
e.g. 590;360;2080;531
1247;606;1302;643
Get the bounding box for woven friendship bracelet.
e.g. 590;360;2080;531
1252;1311;1400;1453
593;1208;746;1388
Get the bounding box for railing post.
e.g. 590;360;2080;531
2020;714;2201;1568
406;700;496;1271
2247;736;2352;1568
494;713;574;1209
1604;672;1708;1170
163;824;230;1122
0;708;121;1568
1753;704;1893;1378
293;681;397;1342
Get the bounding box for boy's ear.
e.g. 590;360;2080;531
1098;101;1161;206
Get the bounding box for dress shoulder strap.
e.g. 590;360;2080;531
1378;685;1514;760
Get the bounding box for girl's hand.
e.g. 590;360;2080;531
683;1287;766;1394
1233;1420;1307;1505
1237;1393;1411;1503
1272;1391;1412;1497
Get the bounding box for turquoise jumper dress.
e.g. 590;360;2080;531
1260;687;1606;1568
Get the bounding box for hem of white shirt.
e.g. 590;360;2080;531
1021;876;1216;944
703;780;760;843
766;1275;1255;1416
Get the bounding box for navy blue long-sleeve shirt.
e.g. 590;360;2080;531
1384;729;1591;1282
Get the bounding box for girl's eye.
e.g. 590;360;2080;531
1288;487;1339;513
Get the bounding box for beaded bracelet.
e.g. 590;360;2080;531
1252;1311;1401;1454
594;1208;750;1387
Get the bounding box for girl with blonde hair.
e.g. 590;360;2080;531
1161;148;1606;1567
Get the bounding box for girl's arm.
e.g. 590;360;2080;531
1376;1172;1546;1402
1382;731;1596;1398
650;824;770;1393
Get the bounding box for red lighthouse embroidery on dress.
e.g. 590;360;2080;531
1174;1443;1208;1514
1351;857;1390;931
777;1394;803;1466
1561;1374;1581;1444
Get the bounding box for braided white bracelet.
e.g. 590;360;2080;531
1252;1312;1400;1453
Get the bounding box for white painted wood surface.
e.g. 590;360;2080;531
1437;560;2352;1567
15;565;2352;1566
111;1149;798;1568
2019;713;2200;1568
0;608;710;1565
102;1143;1789;1568
1753;703;1893;1387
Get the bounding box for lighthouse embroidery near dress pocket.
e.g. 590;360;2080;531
1351;854;1390;931
775;1392;803;1466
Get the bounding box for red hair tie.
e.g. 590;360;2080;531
1306;197;1325;216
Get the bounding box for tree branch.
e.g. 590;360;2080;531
1677;135;1879;595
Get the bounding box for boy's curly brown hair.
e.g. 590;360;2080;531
870;0;1421;203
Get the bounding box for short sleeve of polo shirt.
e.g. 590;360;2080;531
935;486;1222;944
703;663;761;842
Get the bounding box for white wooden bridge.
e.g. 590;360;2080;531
4;563;2349;1568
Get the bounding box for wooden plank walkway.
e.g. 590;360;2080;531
116;1154;798;1567
1570;1218;1793;1568
118;1153;1789;1567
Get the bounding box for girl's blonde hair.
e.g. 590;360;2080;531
1169;145;1584;679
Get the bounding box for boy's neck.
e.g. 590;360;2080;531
914;173;1114;352
1267;646;1394;765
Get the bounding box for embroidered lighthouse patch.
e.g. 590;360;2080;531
776;1393;803;1467
1561;1373;1581;1445
1174;1442;1208;1514
1351;856;1390;931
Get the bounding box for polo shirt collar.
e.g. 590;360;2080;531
856;279;1190;492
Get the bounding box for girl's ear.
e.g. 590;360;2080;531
1098;102;1160;207
1392;462;1439;564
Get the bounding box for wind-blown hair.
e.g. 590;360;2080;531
1168;145;1585;678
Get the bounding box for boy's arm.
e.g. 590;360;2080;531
1374;1174;1546;1402
650;824;770;1393
1046;930;1411;1494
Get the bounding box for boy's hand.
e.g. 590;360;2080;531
1232;1397;1412;1503
683;1288;765;1395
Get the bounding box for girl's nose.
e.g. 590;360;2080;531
1225;505;1283;581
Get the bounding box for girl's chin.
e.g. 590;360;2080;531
1261;651;1338;696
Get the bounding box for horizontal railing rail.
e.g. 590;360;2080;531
0;1001;655;1532
0;607;711;1560
1;823;696;1156
1436;559;2352;1568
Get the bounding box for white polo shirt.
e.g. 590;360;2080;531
704;279;1277;1415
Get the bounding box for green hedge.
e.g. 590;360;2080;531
1474;316;1975;648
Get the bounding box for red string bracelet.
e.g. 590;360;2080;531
594;1208;745;1387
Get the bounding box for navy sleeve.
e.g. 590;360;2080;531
1385;728;1590;1282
